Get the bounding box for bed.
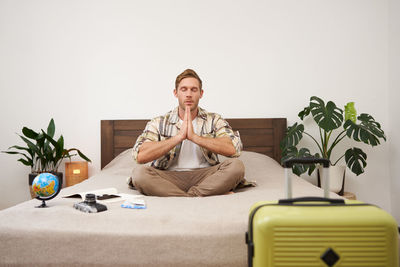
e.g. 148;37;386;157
0;118;341;266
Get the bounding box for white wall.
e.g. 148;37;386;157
389;0;400;223
0;0;394;219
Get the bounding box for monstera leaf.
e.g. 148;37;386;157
344;113;386;146
309;96;343;131
281;146;314;176
298;106;311;120
306;152;321;176
280;123;304;151
344;102;357;123
345;147;367;176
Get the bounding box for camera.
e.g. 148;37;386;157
73;193;107;213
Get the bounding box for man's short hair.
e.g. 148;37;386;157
175;69;202;90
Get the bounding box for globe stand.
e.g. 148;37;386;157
35;200;49;208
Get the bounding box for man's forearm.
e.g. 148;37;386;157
136;135;182;164
191;135;236;157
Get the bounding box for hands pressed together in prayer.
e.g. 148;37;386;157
178;105;197;142
176;105;235;156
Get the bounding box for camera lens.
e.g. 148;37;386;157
85;193;96;204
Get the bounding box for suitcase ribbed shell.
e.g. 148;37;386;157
249;200;399;267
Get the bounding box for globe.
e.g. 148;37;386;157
32;173;61;208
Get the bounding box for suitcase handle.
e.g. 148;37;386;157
283;157;331;199
279;197;345;205
283;157;330;168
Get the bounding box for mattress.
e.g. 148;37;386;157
0;150;339;266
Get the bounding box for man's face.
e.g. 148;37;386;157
174;77;203;112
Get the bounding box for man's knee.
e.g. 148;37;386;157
222;158;245;179
132;165;153;190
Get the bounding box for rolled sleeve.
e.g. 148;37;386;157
132;118;160;163
214;117;243;157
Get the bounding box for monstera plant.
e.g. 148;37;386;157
280;96;386;177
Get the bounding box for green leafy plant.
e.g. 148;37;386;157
280;96;386;176
2;119;91;173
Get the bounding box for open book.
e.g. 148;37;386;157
63;188;141;203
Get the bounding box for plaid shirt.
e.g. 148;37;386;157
132;107;242;170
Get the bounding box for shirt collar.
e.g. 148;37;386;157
168;106;207;124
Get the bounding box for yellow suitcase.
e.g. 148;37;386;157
246;158;399;267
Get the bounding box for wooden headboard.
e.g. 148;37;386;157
101;118;287;169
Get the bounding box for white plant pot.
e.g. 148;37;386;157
318;165;346;194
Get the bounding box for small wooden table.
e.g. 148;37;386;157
343;192;356;200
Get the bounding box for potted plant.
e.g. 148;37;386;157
280;96;386;195
2;118;91;198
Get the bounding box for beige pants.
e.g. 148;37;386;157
132;158;245;197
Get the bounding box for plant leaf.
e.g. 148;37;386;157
41;130;64;171
298;106;311;120
22;127;39;139
307;152;321;175
47;118;55;138
41;130;58;147
66;148;91;162
77;150;91;162
19;134;42;157
2;151;20;155
281;146;313;176
344;102;357;123
56;135;64;159
35;133;46;153
280;123;304;151
18;158;32;166
343;113;386;146
310;96;343;131
2;150;32;160
345;147;367;176
6;145;32;154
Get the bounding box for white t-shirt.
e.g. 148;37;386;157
168;118;212;171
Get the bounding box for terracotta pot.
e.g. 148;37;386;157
28;172;63;199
